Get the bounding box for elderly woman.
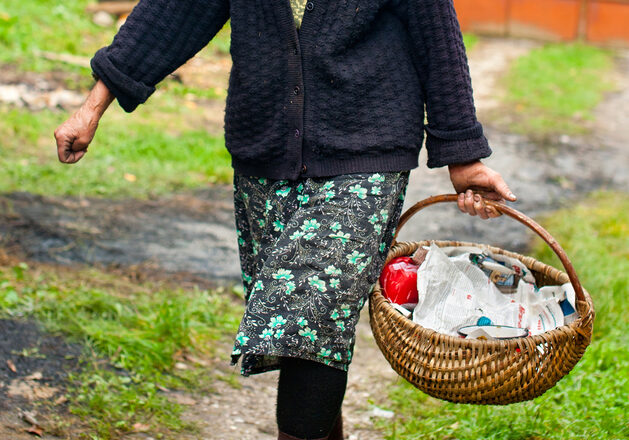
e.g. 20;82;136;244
54;0;516;439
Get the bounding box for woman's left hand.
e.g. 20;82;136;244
448;160;517;219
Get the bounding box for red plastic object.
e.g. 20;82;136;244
379;257;419;307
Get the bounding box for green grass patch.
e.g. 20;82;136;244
376;191;629;439
502;43;615;136
463;34;479;52
0;103;233;198
0;0;231;76
0;263;243;438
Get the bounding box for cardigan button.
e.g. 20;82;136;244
306;2;314;11
301;164;307;173
294;129;301;138
293;86;301;95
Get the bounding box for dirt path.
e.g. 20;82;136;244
1;38;629;439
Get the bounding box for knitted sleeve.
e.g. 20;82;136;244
392;0;492;168
91;0;230;112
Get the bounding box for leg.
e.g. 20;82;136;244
277;357;346;440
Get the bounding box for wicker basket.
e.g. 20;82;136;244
369;194;595;405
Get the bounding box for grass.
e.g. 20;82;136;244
0;263;243;438
502;43;615;136
376;191;629;440
0;0;231;74
0;102;233;197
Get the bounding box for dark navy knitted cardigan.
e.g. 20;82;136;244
91;0;492;180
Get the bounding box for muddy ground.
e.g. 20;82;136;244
0;38;628;439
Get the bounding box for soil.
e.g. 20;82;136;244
0;319;82;440
0;38;628;439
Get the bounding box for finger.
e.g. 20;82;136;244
490;174;517;202
473;194;489;219
457;193;466;213
485;205;502;218
464;189;476;216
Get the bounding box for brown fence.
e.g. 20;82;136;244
453;0;629;46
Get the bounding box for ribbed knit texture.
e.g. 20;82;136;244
91;0;492;180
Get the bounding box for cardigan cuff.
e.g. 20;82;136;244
90;47;155;113
425;123;492;168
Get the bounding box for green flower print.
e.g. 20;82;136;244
325;190;335;201
347;250;366;265
341;305;351;318
274;329;285;339
252;239;260;256
265;200;272;212
289;230;305;240
368;213;379;224
380;209;389;222
336;321;345;331
301;219;321;231
297;193;310;205
296;183;304;193
318;347;332;358
269;315;288;328
330;278;340;289
257;219;265;228
236;332;250;346
333;352;343;362
330;232;350;244
286;281;296;294
273;220;285;232
379;242;386;252
297;317;309;327
303;232;316;240
253;280;264;291
242;271;252;284
260;328;274;339
273;269;294;281
322;181;335;191
324;265;342;276
368;173;385;183
276;187;291;197
258;178;268;185
308;276;327;292
330;222;342;232
371;186;382;195
374;224;382;234
298;327;318;342
349;184;367;199
330;309;340;320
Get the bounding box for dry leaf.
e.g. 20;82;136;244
173;394;197;405
25;372;43;381
6;359;17;373
54;395;68;405
20;410;39;426
26;425;43;437
174;362;188;370
123;173;137;182
156;384;170;392
132;422;150;432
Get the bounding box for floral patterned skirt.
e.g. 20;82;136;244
230;171;409;376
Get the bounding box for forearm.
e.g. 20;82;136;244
83;80;115;119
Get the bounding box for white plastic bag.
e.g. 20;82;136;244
412;243;576;336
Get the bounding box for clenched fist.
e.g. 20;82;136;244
54;80;114;164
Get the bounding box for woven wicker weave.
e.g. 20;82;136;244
369;194;595;405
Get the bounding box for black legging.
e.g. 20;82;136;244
276;356;348;439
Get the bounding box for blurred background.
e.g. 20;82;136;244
0;1;627;439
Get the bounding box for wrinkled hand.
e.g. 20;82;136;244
54;106;100;164
54;79;114;164
448;160;517;219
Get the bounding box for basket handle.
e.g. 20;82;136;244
394;194;586;303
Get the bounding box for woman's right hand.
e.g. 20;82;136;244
54;79;114;164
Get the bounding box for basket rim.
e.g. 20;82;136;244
371;239;595;348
